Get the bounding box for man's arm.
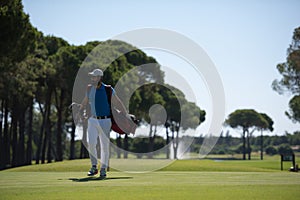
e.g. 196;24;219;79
80;96;88;110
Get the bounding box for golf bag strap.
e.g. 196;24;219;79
104;85;112;109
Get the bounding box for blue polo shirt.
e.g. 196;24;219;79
87;83;115;117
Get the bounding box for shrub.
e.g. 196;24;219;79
277;144;293;155
265;146;277;155
235;145;244;154
217;149;225;155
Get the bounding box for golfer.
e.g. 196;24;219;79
80;69;128;178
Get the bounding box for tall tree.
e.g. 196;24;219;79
285;95;300;123
26;98;34;165
34;36;56;164
38;36;70;163
225;109;268;160
160;85;205;159
50;43;79;162
259;113;274;160
0;0;37;65
0;0;38;167
133;84;165;158
272;27;300;124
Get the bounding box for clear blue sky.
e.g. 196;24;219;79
23;0;300;136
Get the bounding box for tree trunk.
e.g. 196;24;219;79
0;100;3;169
69;122;76;160
242;129;246;160
174;129;180;159
171;129;177;159
148;124;154;159
55;89;64;161
18;108;26;166
80;119;89;158
124;134;128;159
166;128;170;159
260;130;263;160
46;115;52;163
26;100;33;165
3;100;10;167
11;97;19;167
247;130;251;160
172;130;180;159
41;118;47;164
41;89;52;164
35;102;45;164
116;134;122;159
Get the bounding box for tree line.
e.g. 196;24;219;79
0;0;205;169
199;131;300;158
0;1;299;169
66;130;300;160
224;26;300;160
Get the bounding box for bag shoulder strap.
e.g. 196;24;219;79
104;85;112;107
86;84;92;97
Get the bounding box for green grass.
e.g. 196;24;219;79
5;157;294;172
1;158;300;200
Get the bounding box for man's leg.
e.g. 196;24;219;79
87;118;99;176
97;118;112;177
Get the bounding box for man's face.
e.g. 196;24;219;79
90;76;101;85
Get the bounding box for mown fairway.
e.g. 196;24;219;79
1;159;300;200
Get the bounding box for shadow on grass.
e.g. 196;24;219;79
69;176;133;182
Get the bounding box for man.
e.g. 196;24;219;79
80;68;128;178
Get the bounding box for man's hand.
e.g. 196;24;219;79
80;96;88;111
79;104;84;111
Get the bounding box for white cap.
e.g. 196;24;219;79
88;69;103;77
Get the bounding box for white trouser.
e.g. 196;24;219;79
87;117;111;169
